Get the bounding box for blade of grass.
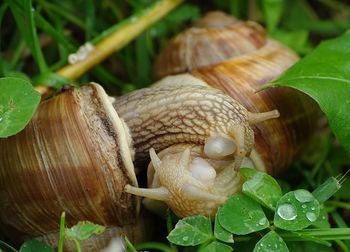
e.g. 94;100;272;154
0;3;8;76
0;240;18;252
331;211;350;248
55;0;183;81
7;0;48;73
25;0;47;73
35;13;76;52
335;240;350;252
85;0;95;41
9;41;26;69
39;1;85;30
326;201;350;210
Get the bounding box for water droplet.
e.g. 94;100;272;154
277;203;297;220
182;236;189;241
294;189;314;203
306;212;317;222
258;217;267;225
302;204;307;209
311;207;315;210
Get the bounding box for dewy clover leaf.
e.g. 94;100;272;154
240;168;283;211
274;190;320;231
214;211;234;243
217;195;269;235
167;215;212;246
65;221;105;241
253;231;288;252
202;241;233;252
0;77;40;138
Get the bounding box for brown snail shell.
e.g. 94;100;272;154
153;11;319;175
0;83;149;250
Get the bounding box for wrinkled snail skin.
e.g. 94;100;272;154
114;84;279;217
0;84;150;251
153;11;320;175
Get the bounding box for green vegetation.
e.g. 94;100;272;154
1;0;350;251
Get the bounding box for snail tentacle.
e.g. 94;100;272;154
247;110;280;125
125;184;170;201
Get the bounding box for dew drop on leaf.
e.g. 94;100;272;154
277;204;297;220
302;204;306;209
294;189;314;203
259;217;267;226
306;212;317;222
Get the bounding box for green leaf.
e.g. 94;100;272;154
239;167;257;180
240;168;283;210
65;221;105;241
254;231;288;252
203;241;233;252
167;215;212;246
262;0;285;33
268;31;350;152
218;195;269;235
274;190;320;231
0;77;40;138
19;240;54;252
214;211;234;243
312;207;330;228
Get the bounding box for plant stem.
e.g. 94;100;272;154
55;0;182;81
124;237;137;252
74;240;81;252
280;228;350;241
58;212;65;252
134;242;174;252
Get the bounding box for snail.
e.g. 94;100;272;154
0;84;152;251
